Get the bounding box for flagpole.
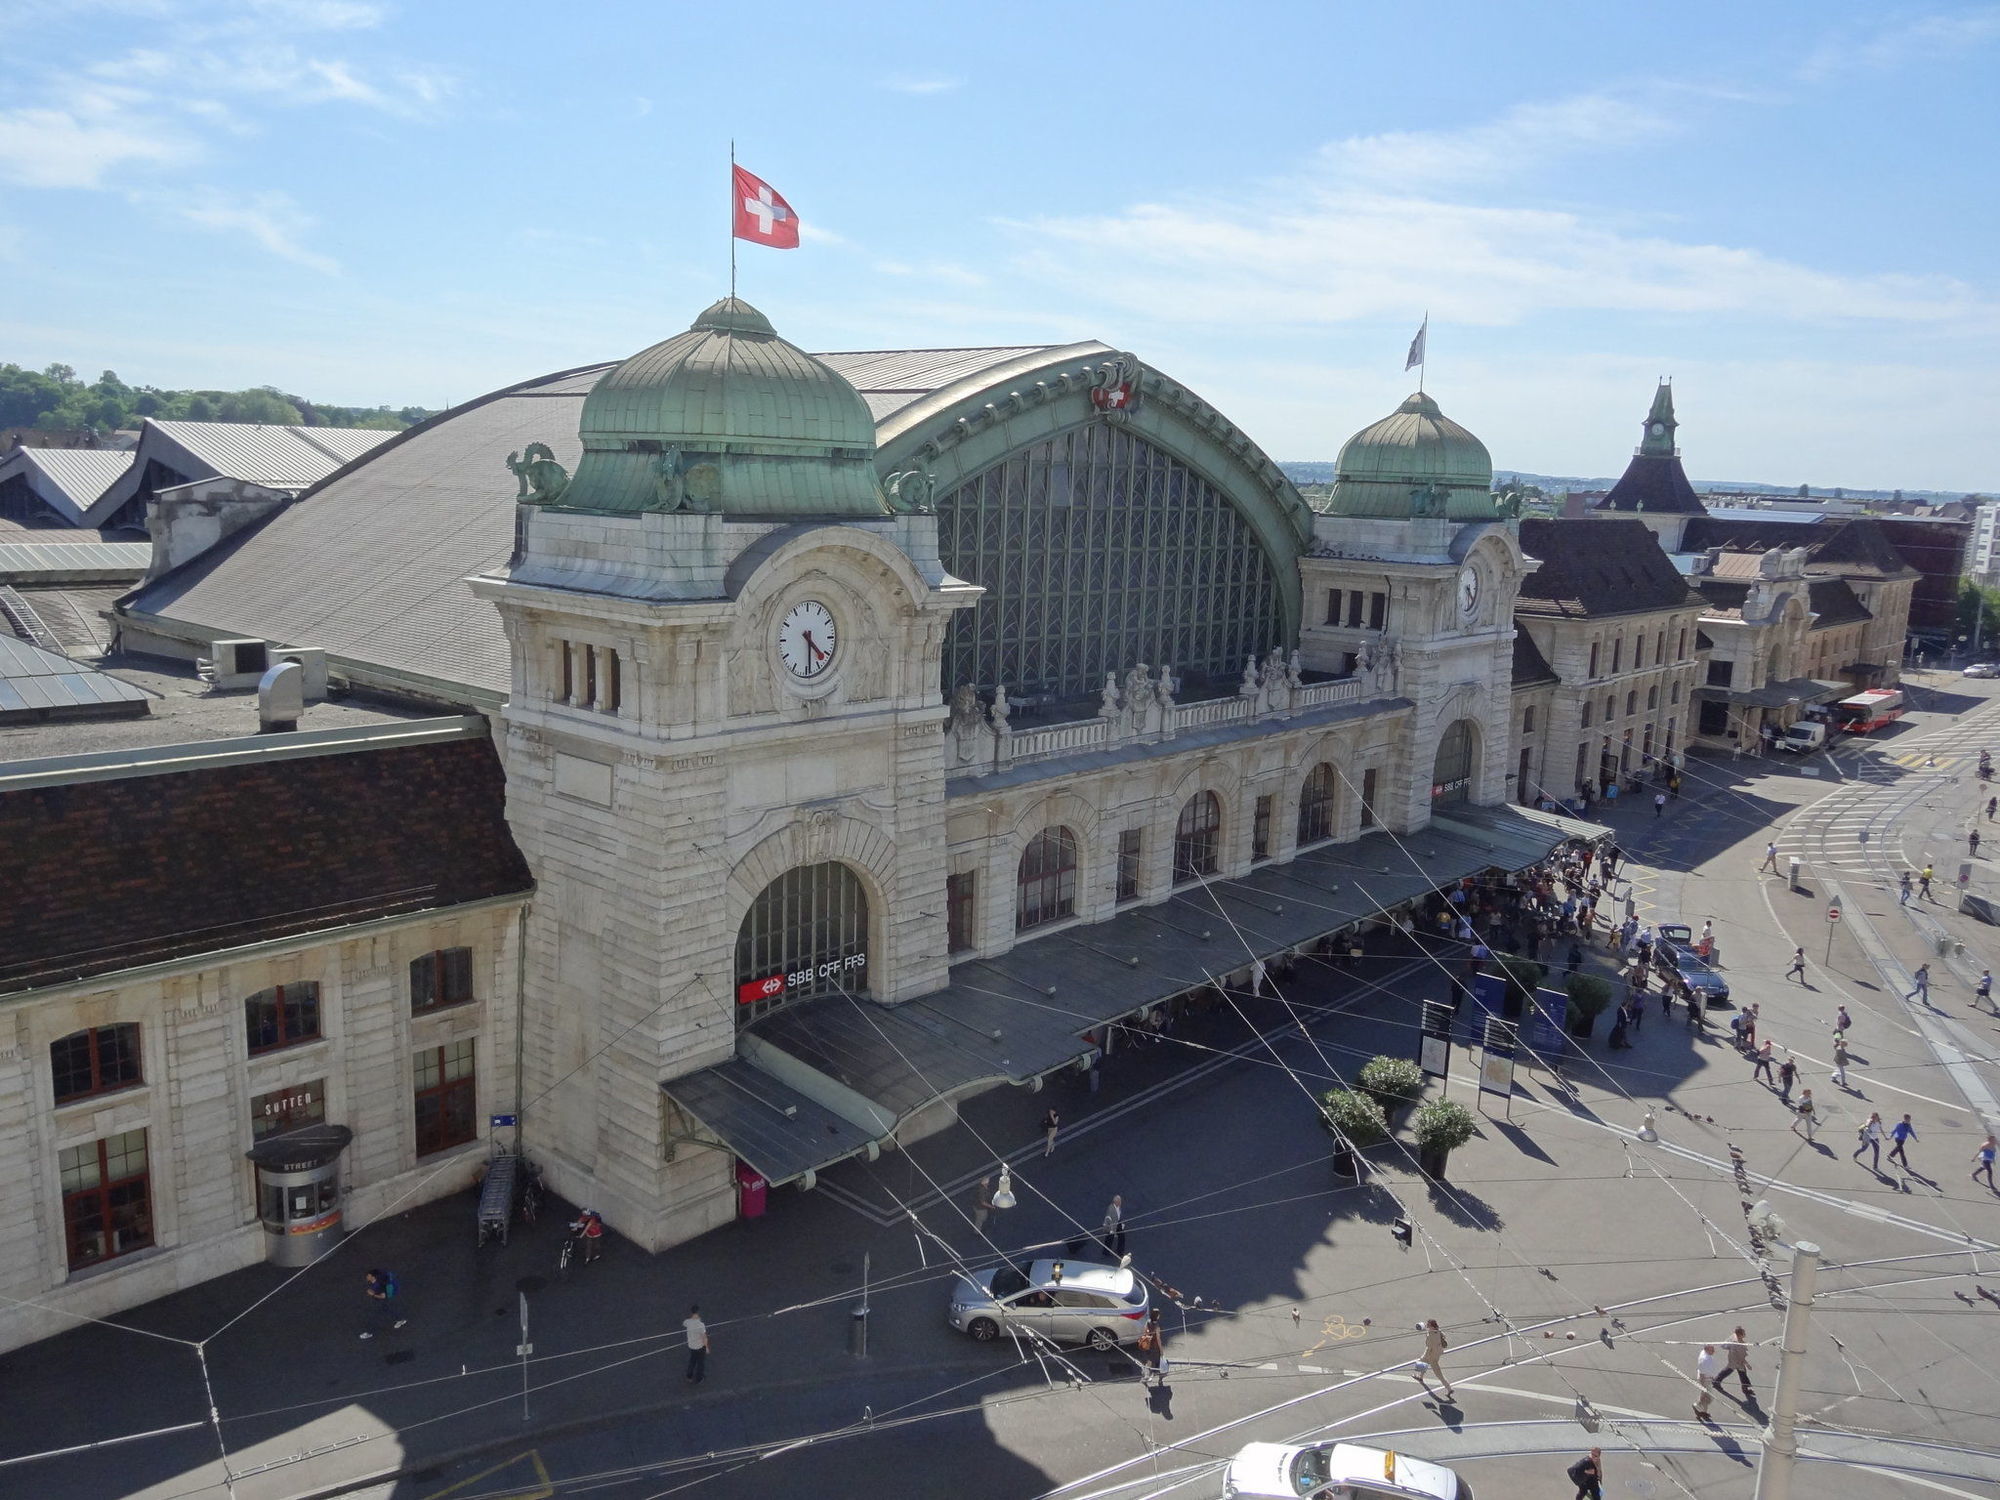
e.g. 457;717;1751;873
729;139;738;303
1419;310;1427;396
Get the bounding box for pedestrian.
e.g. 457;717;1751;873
1733;740;1744;762
1920;865;1935;900
1832;1032;1849;1088
1987;796;1996;821
1415;1317;1454;1400
1608;1009;1631;1050
1973;829;1984;857
1898;870;1913;905
1975;1135;1998;1189
1752;1040;1775;1085
1670;772;1682;799
1042;1107;1061;1157
1978;970;1993;1013
1907;963;1932;1005
1694;1343;1721;1417
1793;1089;1817;1141
683;1304;709;1383
1761;841;1780;873
1136;1309;1164;1386
1697;919;1715;960
1720;1328;1755;1398
360;1268;407;1339
1853;1111;1884;1171
1740;1005;1758;1052
1566;942;1584;975
1653;791;1667;818
1785;946;1806;983
1777;1056;1797;1104
1105;1194;1129;1259
1836;1005;1851;1033
1888;1114;1918;1169
972;1176;993;1233
1567;1448;1604;1500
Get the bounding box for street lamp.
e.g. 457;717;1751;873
991;1164;1017;1210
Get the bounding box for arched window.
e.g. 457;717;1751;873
1581;701;1592;728
1297;763;1336;846
1016;827;1079;931
1174;792;1222;883
1431;719;1477;805
1626;691;1638;717
733;862;870;1025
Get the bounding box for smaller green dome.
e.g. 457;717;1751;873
1325;391;1496;520
550;297;887;517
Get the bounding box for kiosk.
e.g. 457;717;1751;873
246;1124;354;1267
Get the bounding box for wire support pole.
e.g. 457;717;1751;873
1752;1240;1820;1500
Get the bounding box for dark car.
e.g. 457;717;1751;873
1653;945;1732;1008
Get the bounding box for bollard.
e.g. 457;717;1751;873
1787;856;1801;890
849;1303;869;1357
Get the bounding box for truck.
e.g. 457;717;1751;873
1776;720;1828;753
1833;688;1904;734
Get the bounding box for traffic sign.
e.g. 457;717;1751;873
1827;907;1841;922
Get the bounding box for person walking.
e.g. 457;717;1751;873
1888;1114;1918;1170
1742;1003;1760;1051
1972;829;1983;857
1104;1194;1128;1259
1793;1089;1818;1141
1693;1343;1722;1417
1975;1135;1998;1189
1752;1040;1775;1085
1653;790;1667;819
1978;970;1993;1013
1041;1107;1061;1157
1719;1328;1755;1399
1565;942;1584;976
1785;946;1807;983
1898;870;1913;905
1907;963;1932;1006
1986;795;1996;821
1777;1056;1797;1104
360;1268;407;1339
1831;1033;1849;1088
1136;1309;1164;1386
1567;1448;1604;1500
972;1176;993;1233
683;1304;709;1384
1920;865;1935;900
1760;841;1781;873
1415;1318;1454;1400
1853;1111;1884;1172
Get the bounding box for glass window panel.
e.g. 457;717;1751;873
733;861;870;1026
1297;764;1336;845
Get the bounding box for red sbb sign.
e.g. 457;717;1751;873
736;953;867;1005
737;975;784;1005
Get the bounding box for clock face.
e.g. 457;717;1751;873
1457;566;1481;617
777;600;838;680
1649;422;1666;436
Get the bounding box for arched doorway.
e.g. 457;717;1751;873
1431;719;1477;806
733;861;870;1025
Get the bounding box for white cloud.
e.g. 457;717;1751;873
880;75;962;95
1801;7;2000;80
169;188;339;274
244;0;385;28
0;104;195;187
1318;92;1672;189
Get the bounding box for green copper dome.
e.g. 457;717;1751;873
1323;391;1496;521
551;297;888;517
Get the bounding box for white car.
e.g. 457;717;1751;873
1964;662;2000;679
1224;1441;1469;1500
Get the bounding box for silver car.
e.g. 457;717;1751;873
947;1257;1149;1349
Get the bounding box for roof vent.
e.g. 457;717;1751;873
257;660;303;734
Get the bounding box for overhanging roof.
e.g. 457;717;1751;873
1695;676;1849;708
661;804;1605;1185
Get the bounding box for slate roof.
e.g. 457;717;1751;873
1807;578;1873;628
84;419;396;525
1682;514;1920;582
1515;518;1703;619
1594;451;1706;515
0;448;135;525
127;347;1070;702
0;730;532;996
1512;629;1559;687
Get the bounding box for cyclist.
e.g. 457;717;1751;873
568;1207;605;1264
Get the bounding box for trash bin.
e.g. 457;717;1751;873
735;1160;768;1220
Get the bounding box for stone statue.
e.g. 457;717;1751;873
649;445;691;512
885;466;935;515
1240;655;1260;698
1410;481;1448;519
1355;639;1376;678
1100;672;1122;718
990;682;1011;734
506;443;570;506
1287;649;1304;689
1154;663;1176;709
1125;664;1154;729
949;683;983;732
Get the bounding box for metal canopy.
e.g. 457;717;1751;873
660;1059;877;1187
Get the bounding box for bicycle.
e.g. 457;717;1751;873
518;1165;542;1227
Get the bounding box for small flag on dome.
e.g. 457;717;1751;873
733;165;800;249
1404;315;1428;372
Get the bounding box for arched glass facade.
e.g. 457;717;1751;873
1015;827;1079;932
936;425;1286;707
1297;763;1336;846
1174;792;1222;883
733;862;869;1026
1431;720;1476;806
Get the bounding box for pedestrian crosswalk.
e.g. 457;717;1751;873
1885;752;1964;770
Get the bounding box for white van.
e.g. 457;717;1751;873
1224;1441;1469;1500
1776;721;1827;753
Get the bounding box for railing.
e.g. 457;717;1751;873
1005;717;1111;760
1174;696;1249;729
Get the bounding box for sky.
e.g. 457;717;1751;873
1;0;1996;491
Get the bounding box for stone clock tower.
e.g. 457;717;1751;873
469;299;978;1249
1296;390;1533;829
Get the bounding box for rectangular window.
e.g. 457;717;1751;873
1347;590;1365;628
1575;742;1589;790
1647;685;1658;710
1666;717;1676;753
1115;828;1142;902
1359;768;1378;828
946;871;976;953
410;947;475;1014
1369;592;1388;630
1522;705;1536;735
603;650;621;713
1677;628;1688;659
582;645;598;707
1707;659;1734;687
245;983;322;1056
558;641;573;702
251;1079;326;1140
1611;638;1623;673
1656;632;1666;664
1587;643;1600;678
51;1023;143;1106
414;1040;477;1157
1642;724;1654;759
60;1129;152;1271
1325;589;1341;626
1633;636;1645;670
1252;794;1273;861
1581;701;1592;728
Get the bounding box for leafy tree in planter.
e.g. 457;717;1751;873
1318;1087;1389;1147
1412;1098;1478;1180
1357;1056;1424;1113
1565;973;1615;1037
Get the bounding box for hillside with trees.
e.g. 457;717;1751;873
0;363;434;434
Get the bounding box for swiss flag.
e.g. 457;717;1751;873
733;165;800;249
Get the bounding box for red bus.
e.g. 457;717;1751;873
1833;689;1904;734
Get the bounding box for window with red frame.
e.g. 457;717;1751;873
50;1024;142;1106
413;1040;476;1156
409;948;475;1014
245;983;321;1055
60;1129;153;1270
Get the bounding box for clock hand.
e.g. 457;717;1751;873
803;631;827;662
